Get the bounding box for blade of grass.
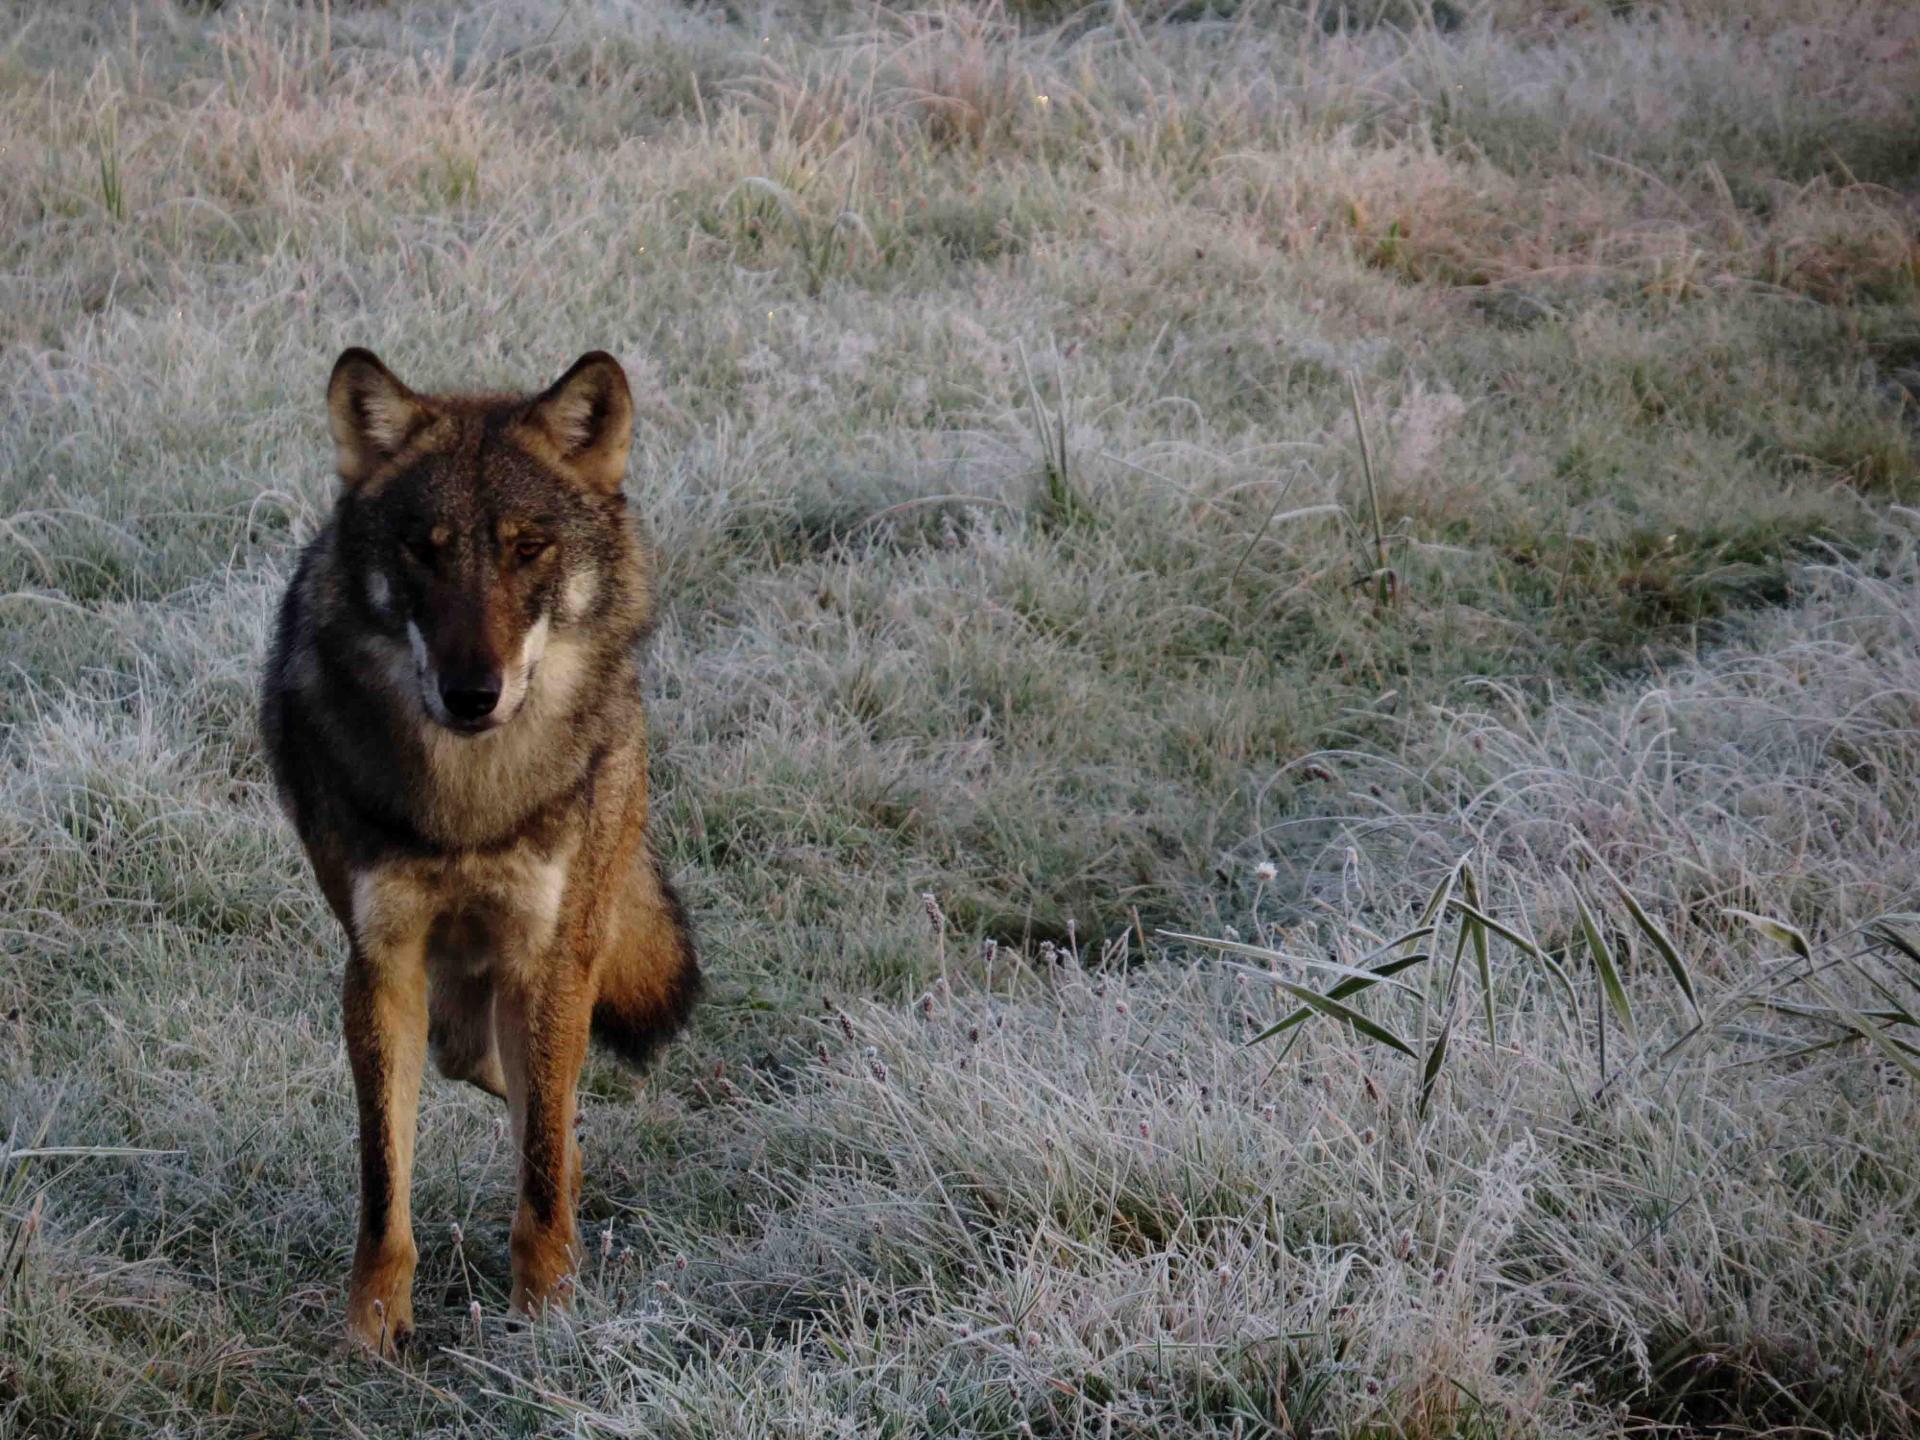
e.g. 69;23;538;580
1460;862;1496;1043
1869;920;1920;977
1346;370;1392;605
1157;930;1424;996
1227;469;1303;588
1354;925;1438;965
1448;898;1580;1013
1577;891;1636;1041
1418;1021;1450;1119
1413;870;1457;1069
1762;1000;1920;1029
1725;908;1813;962
1248;953;1431;1045
1262;976;1416;1058
1578;842;1699;1017
1417;861;1462;932
1803;975;1920;1083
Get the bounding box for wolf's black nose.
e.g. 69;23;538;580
441;674;502;722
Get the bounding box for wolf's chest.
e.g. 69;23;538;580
349;842;575;977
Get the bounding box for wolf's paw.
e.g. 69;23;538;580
346;1244;417;1359
509;1221;578;1315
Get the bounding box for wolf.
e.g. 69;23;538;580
260;348;700;1356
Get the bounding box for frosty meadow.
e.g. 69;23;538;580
1;1;1917;1435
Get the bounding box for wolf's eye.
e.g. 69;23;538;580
515;537;551;561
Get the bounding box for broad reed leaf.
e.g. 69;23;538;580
1158;930;1425;996
1418;1022;1450;1119
1265;976;1415;1057
1582;851;1699;1016
1460;863;1496;1042
1448;899;1579;1012
1247;953;1431;1046
1577;891;1636;1039
1805;977;1920;1083
1725;908;1813;961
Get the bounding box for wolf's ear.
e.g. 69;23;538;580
327;348;432;488
518;351;633;495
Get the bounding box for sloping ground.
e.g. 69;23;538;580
0;1;1916;1435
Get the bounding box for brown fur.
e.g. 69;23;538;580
261;348;700;1356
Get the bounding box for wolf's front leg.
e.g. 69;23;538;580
342;945;429;1356
497;968;591;1312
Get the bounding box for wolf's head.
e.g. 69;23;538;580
325;348;639;735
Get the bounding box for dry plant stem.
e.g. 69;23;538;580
1347;370;1392;606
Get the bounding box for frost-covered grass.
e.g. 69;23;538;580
1;1;1916;1435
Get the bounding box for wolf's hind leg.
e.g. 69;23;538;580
429;971;506;1099
590;854;701;1070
